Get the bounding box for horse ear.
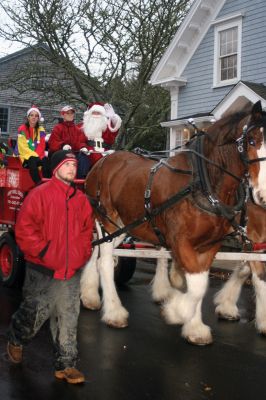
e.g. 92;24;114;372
251;100;263;118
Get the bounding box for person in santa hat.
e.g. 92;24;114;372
16;105;51;184
81;102;122;165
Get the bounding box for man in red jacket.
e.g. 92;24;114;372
7;150;94;384
48;105;91;178
48;105;88;154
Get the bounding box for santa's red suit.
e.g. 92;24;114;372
81;103;121;165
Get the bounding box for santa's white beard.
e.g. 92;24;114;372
82;111;108;139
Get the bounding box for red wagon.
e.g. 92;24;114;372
0;155;136;287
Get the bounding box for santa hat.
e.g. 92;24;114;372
27;105;42;119
51;150;77;175
87;102;106;115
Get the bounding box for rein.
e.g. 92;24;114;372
91;118;266;247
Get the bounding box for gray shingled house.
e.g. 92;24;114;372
0;46;84;143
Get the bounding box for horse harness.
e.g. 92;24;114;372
90;120;266;247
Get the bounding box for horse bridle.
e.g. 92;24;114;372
236;121;266;165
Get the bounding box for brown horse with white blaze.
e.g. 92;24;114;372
80;101;266;345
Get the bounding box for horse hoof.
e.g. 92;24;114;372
106;320;128;329
83;304;101;311
81;299;102;311
185;335;213;346
257;324;266;336
217;312;240;321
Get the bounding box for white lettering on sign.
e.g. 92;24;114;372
7;189;24;211
6;170;20;188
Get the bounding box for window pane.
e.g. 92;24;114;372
220;27;238;56
221;55;237;81
0;107;8;133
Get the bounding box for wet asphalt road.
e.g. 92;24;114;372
1;261;266;400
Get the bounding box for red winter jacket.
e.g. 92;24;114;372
15;177;94;280
101;127;119;146
48;121;88;154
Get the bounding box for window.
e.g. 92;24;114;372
213;17;242;87
30;66;47;90
0;107;9;136
175;128;191;148
220;27;238;81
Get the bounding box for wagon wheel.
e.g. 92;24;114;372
114;256;137;285
0;232;25;287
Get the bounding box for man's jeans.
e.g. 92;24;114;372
8;265;81;370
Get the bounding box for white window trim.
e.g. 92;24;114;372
213;17;242;88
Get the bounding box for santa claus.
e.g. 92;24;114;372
82;103;121;164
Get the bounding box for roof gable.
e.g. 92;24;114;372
212;81;266;118
150;0;226;88
0;44;49;65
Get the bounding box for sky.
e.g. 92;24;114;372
0;39;22;58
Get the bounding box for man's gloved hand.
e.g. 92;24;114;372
62;144;72;151
104;103;115;119
80;147;90;155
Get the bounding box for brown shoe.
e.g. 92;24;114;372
7;342;23;364
55;368;85;384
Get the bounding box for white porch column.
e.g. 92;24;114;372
170;87;179;153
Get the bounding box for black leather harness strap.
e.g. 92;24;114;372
92;184;193;246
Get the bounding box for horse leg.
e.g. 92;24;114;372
162;270;212;345
251;261;266;335
80;245;101;310
98;237;129;328
169;260;185;289
182;299;212;345
151;258;176;303
214;263;251;320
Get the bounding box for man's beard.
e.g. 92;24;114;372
83;111;108;139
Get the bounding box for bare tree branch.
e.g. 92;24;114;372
0;0;191;149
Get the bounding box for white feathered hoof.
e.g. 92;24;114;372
215;304;240;321
182;323;213;345
256;321;266;336
102;307;129;328
80;293;101;311
152;286;176;304
161;304;184;325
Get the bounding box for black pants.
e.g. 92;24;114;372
24;156;51;184
8;266;81;370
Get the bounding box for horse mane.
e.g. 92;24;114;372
206;111;248;145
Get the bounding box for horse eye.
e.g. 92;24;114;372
248;138;255;146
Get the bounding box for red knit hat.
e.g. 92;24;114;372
51;150;77;175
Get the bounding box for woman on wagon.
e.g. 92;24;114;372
16;105;50;184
